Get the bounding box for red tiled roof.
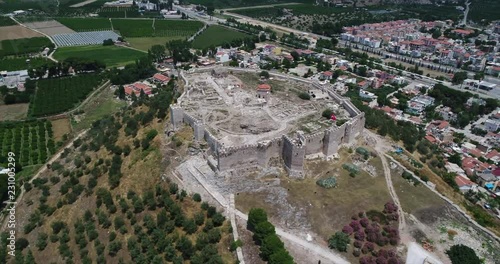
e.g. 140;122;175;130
425;135;437;143
133;82;150;90
468;148;483;158
380;106;392;113
124;85;135;95
455;175;475;187
257;84;271;91
452;29;473;35
322;71;333;76
438;121;449;129
153;73;170;82
486;150;499;160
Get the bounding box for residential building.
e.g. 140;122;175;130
485;119;500;132
407;95;435;114
455;175;478;193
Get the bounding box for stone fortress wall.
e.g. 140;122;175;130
171;67;365;178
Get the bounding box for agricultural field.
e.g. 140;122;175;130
0;104;29;121
0;25;44;41
0;120;55;166
55;17;112;31
23;20;75;36
469;0;500;24
127;36;186;52
0;16;16;27
112;19;203;38
53;45;146;68
98;7;141;18
192;25;250;49
0;57;49;71
31;74;104;117
0;37;54;57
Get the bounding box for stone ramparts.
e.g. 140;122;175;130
171;67;365;176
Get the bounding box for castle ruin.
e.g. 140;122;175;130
171;67;365;178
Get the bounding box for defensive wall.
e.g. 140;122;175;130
171;67;365;177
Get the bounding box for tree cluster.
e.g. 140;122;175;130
247;208;294;264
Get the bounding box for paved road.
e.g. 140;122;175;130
222;2;301;11
70;0;97;7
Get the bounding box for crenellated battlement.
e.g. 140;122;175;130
170;68;365;177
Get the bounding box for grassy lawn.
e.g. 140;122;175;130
53;45;146;68
127;36;186;51
192;25;250;49
0;103;29;121
72;86;126;132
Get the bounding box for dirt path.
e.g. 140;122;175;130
362;129;500;243
366;129;409;243
0;129;89;232
184;160;350;264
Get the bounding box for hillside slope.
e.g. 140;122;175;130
0;83;236;264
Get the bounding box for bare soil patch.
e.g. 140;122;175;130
24;20;75;36
0;25;43;41
0;103;29;120
51;118;72;142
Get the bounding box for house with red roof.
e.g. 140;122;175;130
455;175;478;193
152;73;170;84
452;29;474;37
486;150;500;163
124;82;153;97
425;134;437;144
321;71;333;80
257;83;271;100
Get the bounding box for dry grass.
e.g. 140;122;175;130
0;103;29;121
0;25;43;41
10;108;236;263
51;118;71;142
72;86;126;132
283;158;391;240
236;149;391;243
390;167;446;214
